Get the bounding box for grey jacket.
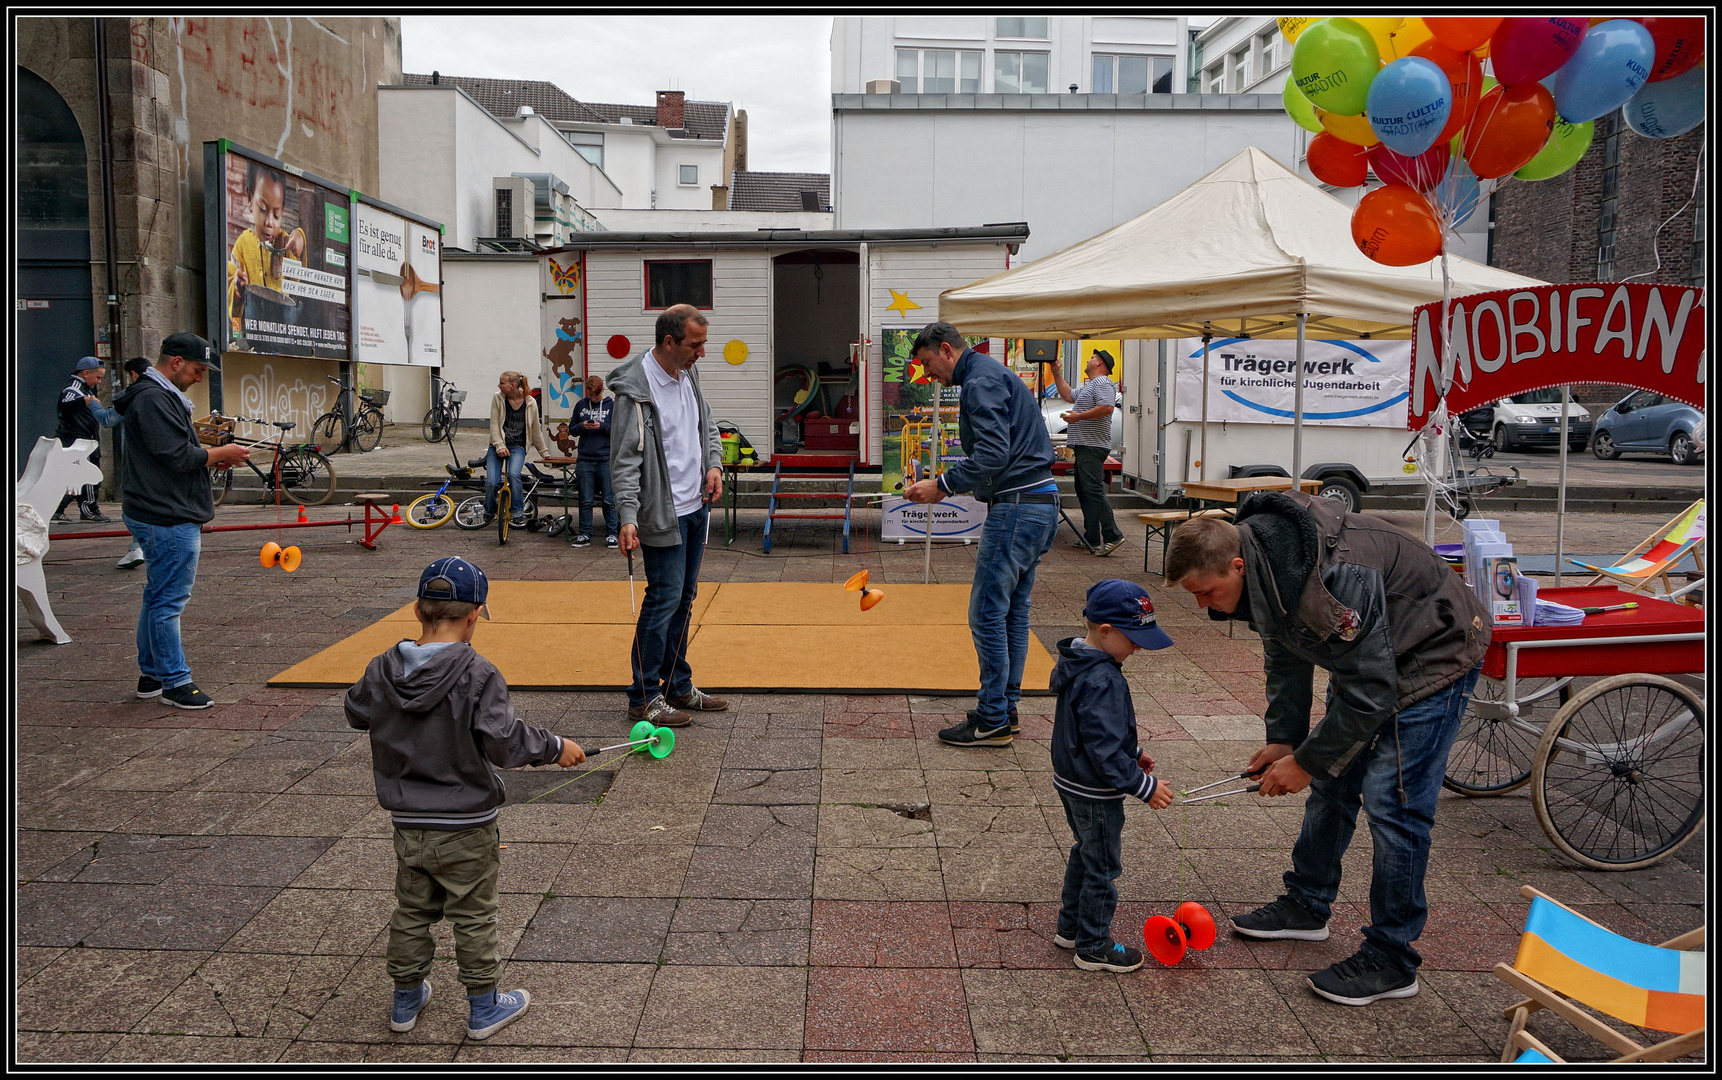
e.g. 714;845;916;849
345;642;563;828
1216;491;1491;779
607;352;721;547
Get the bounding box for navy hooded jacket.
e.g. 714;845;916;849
1049;637;1158;803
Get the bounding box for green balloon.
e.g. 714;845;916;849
1283;80;1324;133
1515;116;1594;181
1290;17;1380;116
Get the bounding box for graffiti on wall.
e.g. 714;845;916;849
232;360;334;443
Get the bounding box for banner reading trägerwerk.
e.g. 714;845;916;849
1172;337;1411;428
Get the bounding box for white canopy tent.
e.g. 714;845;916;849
940;147;1545;538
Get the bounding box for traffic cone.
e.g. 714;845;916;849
296;505;309;524
390;504;403;524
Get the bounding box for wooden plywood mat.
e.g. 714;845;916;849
270;581;1052;694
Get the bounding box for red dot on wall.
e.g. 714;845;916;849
607;335;631;359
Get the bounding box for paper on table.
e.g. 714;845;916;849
1533;599;1585;625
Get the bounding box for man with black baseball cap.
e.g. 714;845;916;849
112;332;250;709
1048;347;1124;556
53;356;113;522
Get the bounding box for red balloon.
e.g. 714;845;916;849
1462;83;1556;179
1307;131;1371;187
1637;17;1705;82
1351;185;1444;266
1489;17;1588;86
1370;142;1451;192
1410;39;1483;144
1425;16;1501;53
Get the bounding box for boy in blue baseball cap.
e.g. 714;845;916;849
1049;578;1177;973
346;556;586;1040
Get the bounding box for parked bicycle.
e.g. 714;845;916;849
406;430;485;530
422;379;467;443
206;414;337;506
312;375;388;453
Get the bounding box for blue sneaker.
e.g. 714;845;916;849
466;987;530;1040
1074;940;1145;973
390;980;432;1032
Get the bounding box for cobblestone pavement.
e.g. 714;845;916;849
17;506;1704;1063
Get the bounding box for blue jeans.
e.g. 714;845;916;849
1057;792;1126;952
577;458;616;538
629;505;708;708
484;446;526;517
969;499;1059;726
124;515;202;689
1282;666;1481;972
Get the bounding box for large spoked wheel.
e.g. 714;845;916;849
453;495;490;531
314;411;346;454
1444;676;1572;796
353;409;384;453
423;407;448;443
208;464;234;506
407;493;455;530
1531;674;1705;871
279;448;337;506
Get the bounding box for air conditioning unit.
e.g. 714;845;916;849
492;176;534;239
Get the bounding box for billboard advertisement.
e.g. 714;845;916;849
1172;337;1412;428
207;141;351;361
353;197;444;367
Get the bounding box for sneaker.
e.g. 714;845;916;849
1052;931;1077;949
81;512;113;523
1097;538;1126;557
1074;940;1145;973
390;980;432;1032
1307;948;1419;1006
160;683;214;710
50;511;69;523
572;534;591;547
937;711;1013;748
605;534;618;548
667;686;729;712
511;515;529;528
1229;895;1330;941
627;695;693;728
136;676;163;700
466;987;530;1040
1008;706;1020;735
117;546;146;569
1070;539;1097;551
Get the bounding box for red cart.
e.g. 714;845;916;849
1443;586;1705;870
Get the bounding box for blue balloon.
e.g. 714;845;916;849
1623;63;1706;139
1552;19;1656;123
1367;57;1452;157
1431;158;1481;228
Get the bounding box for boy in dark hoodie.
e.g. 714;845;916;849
346;557;587;1040
1050;579;1177;973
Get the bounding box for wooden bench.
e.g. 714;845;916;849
1139;508;1231;576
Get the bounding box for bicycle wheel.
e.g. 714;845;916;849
313;411;346;453
423;406;447;443
453;495;490;531
1444;676;1572;796
279;448;337;506
1531;674;1705;871
407;492;455;529
208;464;234;506
497;491;512;545
353;408;384;453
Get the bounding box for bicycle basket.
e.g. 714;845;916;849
193;415;236;446
359;388;391;406
448;389;467;405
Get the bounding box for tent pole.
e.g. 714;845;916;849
925;379;938;585
1198;330;1212;484
1555;385;1569;586
1292;314;1307;486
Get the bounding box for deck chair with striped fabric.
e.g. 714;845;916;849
1572;499;1706;599
1494;886;1706;1063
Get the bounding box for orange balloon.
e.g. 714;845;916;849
1307;131;1371;187
1389;17;1435;59
1425;16;1502;52
1317;107;1381;147
1410;39;1483;144
1462;82;1556;179
1352;185;1444;266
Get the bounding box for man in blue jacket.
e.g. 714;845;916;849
903;322;1057;748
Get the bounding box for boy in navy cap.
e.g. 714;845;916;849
346;557;587;1040
1049;579;1177;972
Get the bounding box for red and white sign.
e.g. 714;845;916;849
1408;283;1705;430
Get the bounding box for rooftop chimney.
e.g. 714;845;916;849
655;90;685;132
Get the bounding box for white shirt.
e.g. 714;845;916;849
642;349;705;516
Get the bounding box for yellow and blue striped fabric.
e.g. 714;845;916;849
1515;897;1706;1034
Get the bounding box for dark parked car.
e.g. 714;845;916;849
1592;389;1705;465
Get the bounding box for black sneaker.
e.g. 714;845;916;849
136;676;163;699
1052;931;1077;949
1008;706;1020;735
1307;948;1419;1006
573;534;591;547
605;534;618;548
1074;940;1145;973
937;712;1012;748
160;683;214;710
81;511;113;523
1230;895;1330;941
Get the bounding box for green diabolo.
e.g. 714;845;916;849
1291;17;1381;117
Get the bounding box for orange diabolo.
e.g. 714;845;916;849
1307;131;1371;187
1351;184;1444;266
1462;83;1557;179
1424;17;1502;53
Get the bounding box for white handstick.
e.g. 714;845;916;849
627;549;637;615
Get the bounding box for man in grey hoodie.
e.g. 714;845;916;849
609;304;730;728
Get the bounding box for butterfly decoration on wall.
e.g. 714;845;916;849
551;259;582;295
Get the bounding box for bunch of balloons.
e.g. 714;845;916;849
1281;16;1705;266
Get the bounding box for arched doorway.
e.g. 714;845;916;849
17;66;94;467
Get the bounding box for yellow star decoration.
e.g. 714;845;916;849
886;289;922;317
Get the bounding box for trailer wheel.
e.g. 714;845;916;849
1314;475;1361;513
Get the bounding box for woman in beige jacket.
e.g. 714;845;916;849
485;371;551;524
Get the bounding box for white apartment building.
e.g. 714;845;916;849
832;15;1189;97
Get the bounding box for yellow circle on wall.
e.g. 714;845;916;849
724;339;749;365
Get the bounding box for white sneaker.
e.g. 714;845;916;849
117;546;146;569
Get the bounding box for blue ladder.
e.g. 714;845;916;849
763;461;855;553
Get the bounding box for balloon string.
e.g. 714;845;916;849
1618;142;1706;283
519;744;644;805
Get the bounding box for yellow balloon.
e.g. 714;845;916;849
1349;16;1404;61
723;339;749;365
1278;16;1318;43
1317;107;1382;146
1388;16;1433;59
